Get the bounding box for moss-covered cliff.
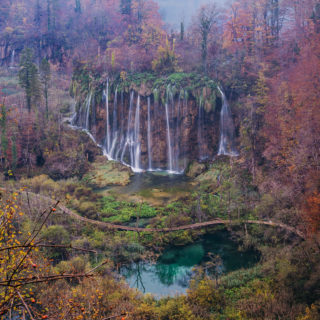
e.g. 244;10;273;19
70;67;224;171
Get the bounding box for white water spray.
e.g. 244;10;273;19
104;79;111;157
165;86;173;172
218;87;238;156
133;95;142;172
10;50;15;68
85;92;92;130
147;97;153;170
110;87;118;158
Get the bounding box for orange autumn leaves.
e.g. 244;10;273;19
263;27;320;234
305;192;320;234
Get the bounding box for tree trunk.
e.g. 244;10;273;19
202;32;208;74
45;85;48;119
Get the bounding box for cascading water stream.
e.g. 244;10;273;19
115;91;125;160
10;50;15;68
182;90;188;169
71;80;238;175
70;92;101;147
110;87;118;158
103;79;112;158
85;92;92;131
133;95;142;172
165;86;173;172
121;91;134;165
76;91;92;129
68;101;77;125
218;87;238;156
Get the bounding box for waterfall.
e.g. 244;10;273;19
71;79;233;174
85;92;92;130
10;50;15;68
133;95;142;172
165;102;173;172
115;91;125;160
76;92;92;129
104;79;111;158
69;93;101;147
121;91;134;165
182;90;188;170
218;87;238;157
172;91;182;172
69;101;77;125
110;87;118;158
147;97;153;170
165;86;173;172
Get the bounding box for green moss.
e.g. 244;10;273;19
72;69;221;110
83;157;132;188
186;161;207;178
100;196;157;224
220;266;263;290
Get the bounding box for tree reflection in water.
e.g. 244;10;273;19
121;230;259;297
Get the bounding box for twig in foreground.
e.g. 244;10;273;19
17;290;35;320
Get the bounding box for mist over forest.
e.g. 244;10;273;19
0;0;319;319
156;0;228;27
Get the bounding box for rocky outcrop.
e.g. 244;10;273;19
84;156;133;188
186;161;207;178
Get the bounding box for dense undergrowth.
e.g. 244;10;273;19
2;149;318;319
1;186;319;319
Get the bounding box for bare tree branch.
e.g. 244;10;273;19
101;313;127;320
86;259;110;275
0;273;95;288
0;243;97;254
17;290;35;320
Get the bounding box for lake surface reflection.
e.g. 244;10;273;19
121;230;259;297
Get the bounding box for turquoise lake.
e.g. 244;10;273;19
121;230;259;297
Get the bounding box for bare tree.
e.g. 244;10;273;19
197;3;219;74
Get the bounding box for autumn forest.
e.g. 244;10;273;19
0;0;319;319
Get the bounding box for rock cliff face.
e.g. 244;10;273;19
71;72;228;172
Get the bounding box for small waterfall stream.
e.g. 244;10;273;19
85;92;92;130
110;87;118;158
115;91;125;160
147;97;153;170
182;91;188;170
165;86;173;172
104;79;111;157
70;91;100;147
133;95;142;172
218;87;238;157
10;50;15;68
71;80;238;174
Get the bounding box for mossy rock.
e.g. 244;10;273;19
84;156;133;188
186;161;207;178
72;71;220;106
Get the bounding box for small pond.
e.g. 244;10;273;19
121;230;259;298
106;171;193;206
118;171;192;194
